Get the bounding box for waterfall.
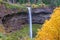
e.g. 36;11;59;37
27;7;32;39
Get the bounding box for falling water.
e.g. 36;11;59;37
27;7;32;39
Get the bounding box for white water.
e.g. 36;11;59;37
27;7;32;39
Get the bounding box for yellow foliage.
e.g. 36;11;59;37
35;7;60;40
39;2;47;8
32;4;38;8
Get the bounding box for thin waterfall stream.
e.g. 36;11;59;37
27;7;33;39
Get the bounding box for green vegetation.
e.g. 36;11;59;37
2;0;60;6
0;0;60;40
0;24;42;40
0;0;59;11
0;1;48;12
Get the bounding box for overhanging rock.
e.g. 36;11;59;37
1;8;53;32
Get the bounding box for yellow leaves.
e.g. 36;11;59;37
51;7;60;19
39;2;47;8
35;7;60;40
31;3;47;8
32;4;39;8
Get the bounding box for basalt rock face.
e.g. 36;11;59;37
0;2;53;33
32;13;51;24
1;8;52;33
2;10;52;24
32;8;52;24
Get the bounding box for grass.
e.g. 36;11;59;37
4;24;42;40
22;24;42;37
8;24;42;37
0;24;42;40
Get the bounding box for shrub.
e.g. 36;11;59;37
35;7;60;40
